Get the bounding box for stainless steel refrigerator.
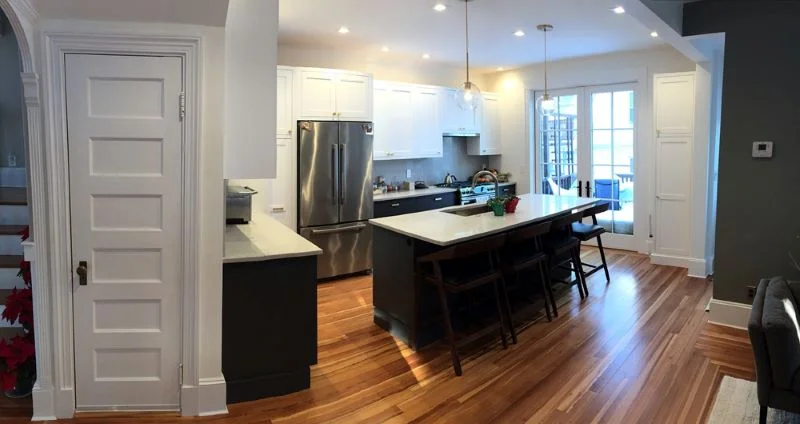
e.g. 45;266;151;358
297;121;374;279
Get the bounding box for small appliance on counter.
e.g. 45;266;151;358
414;181;428;189
401;181;415;191
443;173;458;185
226;185;258;224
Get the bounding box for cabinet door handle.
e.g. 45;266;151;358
272;207;286;212
434;197;443;201
391;203;400;207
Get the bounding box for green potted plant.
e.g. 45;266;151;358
487;197;506;217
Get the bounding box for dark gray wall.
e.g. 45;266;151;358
0;11;25;168
640;0;684;34
684;1;800;303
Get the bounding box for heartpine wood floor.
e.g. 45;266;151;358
0;248;755;423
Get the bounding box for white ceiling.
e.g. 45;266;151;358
31;0;229;27
279;0;665;71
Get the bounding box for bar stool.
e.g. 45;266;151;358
543;211;589;306
416;233;510;376
572;201;611;282
502;221;555;325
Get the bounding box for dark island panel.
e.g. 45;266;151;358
222;256;317;403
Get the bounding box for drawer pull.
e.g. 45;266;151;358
434;197;443;201
271;207;285;212
391;203;400;207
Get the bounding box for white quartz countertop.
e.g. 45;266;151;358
369;193;598;246
373;181;517;202
224;214;322;263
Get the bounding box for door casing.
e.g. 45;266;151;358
41;31;204;418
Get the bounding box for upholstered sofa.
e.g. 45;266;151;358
748;277;800;424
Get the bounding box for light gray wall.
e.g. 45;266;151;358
0;11;25;168
684;1;800;303
373;137;489;185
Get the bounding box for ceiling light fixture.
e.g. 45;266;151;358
535;24;557;117
338;26;350;34
514;30;526;37
456;0;481;111
650;31;659;38
433;3;447;12
422;53;431;59
612;6;625;14
382;46;390;52
497;67;505;71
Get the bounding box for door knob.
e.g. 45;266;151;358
76;261;88;286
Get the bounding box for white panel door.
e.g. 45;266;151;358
266;139;296;229
297;70;337;120
387;86;414;158
372;85;393;160
276;68;294;138
411;88;443;158
469;94;500;155
335;73;373;121
654;73;695;258
66;54;183;411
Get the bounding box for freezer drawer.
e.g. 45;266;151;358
300;222;372;279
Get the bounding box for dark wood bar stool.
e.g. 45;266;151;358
502;221;555;324
415;234;511;376
543;211;589;308
572;202;611;282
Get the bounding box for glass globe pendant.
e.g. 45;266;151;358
536;24;556;116
456;0;481;111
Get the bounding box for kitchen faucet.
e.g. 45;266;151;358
471;170;501;200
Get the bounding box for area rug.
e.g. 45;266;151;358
707;376;800;423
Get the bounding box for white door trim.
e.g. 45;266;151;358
42;31;204;418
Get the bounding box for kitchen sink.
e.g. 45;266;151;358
442;204;492;217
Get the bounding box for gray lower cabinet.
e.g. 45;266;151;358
374;192;458;218
500;184;516;197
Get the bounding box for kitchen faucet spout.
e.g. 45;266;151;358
471;170;501;200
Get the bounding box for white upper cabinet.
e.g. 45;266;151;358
296;68;373;121
412;88;443;158
442;88;481;135
276;67;294;138
373;81;443;161
467;93;501;155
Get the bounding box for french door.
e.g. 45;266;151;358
535;83;642;251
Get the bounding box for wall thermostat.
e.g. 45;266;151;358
752;141;774;158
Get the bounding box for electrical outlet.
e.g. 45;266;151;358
747;285;757;299
7;154;16;167
406;169;411;179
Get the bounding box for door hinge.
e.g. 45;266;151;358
178;363;183;388
179;92;186;121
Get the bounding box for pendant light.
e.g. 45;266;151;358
456;0;481;111
535;24;557;116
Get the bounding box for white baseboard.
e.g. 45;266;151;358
650;253;689;269
181;376;228;417
688;258;708;278
55;387;75;419
708;298;752;330
0;167;27;188
31;383;56;421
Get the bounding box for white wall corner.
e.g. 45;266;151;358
687;258;707;278
181;376;228;417
708;298;752;330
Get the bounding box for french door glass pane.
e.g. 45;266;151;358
590;89;635;236
539;94;578;196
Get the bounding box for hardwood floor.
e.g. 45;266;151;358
0;248;755;423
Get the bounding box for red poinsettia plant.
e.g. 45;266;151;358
0;227;35;393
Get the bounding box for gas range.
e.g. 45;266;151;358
436;181;497;205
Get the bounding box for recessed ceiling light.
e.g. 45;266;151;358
612;6;625;14
650;31;659;38
422;53;431;59
338;26;350;34
433;3;447;12
497;67;505;71
514;30;525;37
381;46;390;52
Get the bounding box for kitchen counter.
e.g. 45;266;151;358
372;181;517;202
369;193;597;246
224;214;322;263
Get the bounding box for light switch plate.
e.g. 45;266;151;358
752;141;773;158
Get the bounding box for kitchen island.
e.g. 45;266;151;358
368;193;598;349
222;215;322;403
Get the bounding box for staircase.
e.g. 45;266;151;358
0;187;28;340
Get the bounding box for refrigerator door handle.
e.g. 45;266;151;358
339;143;347;205
332;144;339;205
310;223;367;235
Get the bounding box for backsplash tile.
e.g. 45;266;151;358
373;137;489;186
